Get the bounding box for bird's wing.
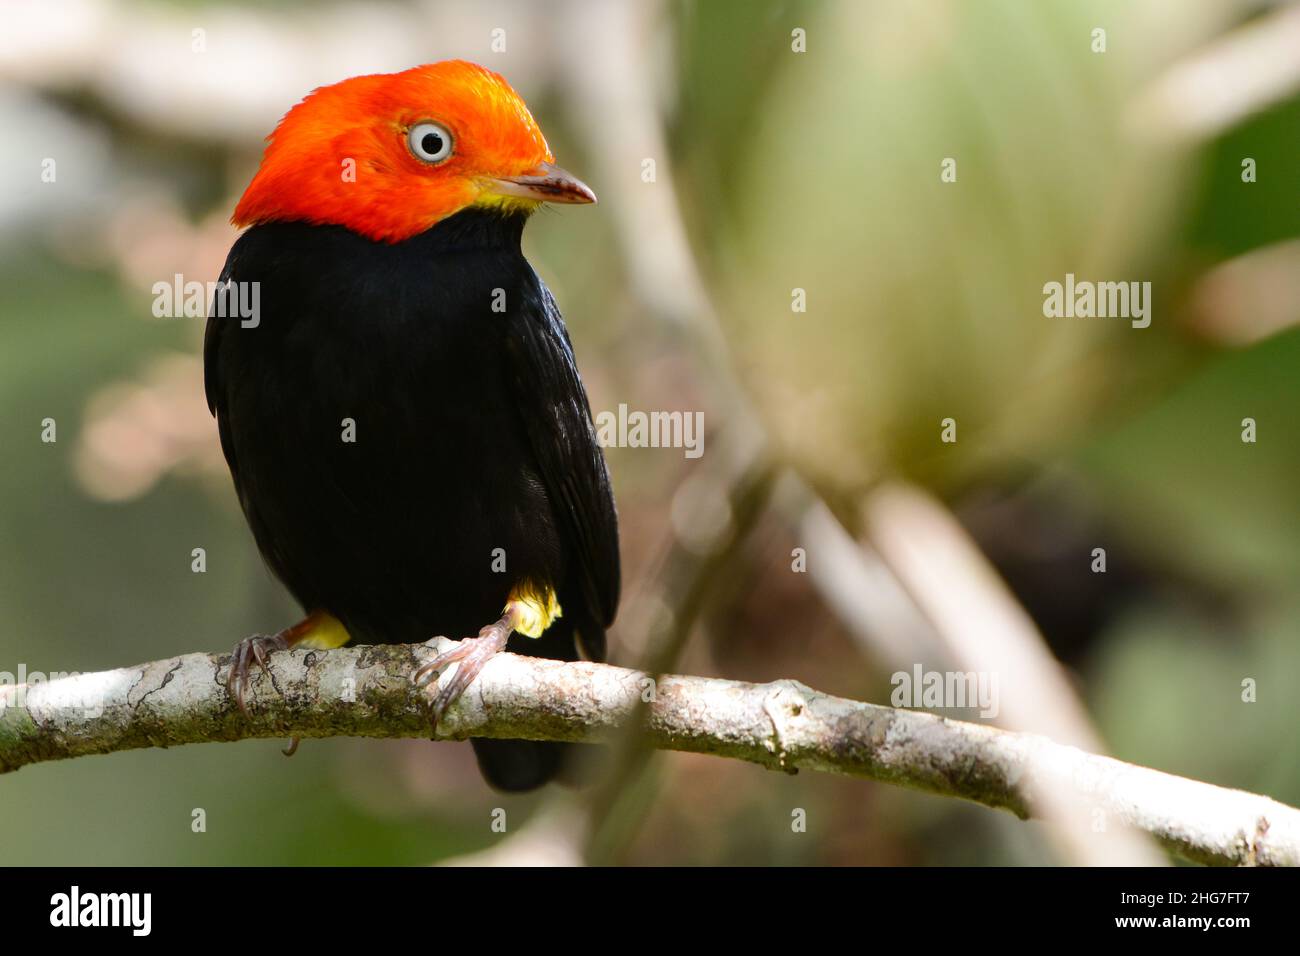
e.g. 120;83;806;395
505;279;620;629
203;259;237;458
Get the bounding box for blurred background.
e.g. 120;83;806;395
1;0;1297;865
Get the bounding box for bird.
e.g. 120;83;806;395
203;60;619;791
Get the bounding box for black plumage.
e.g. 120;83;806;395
203;208;619;790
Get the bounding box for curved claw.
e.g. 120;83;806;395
424;652;484;730
226;633;289;718
414;621;513;734
412;638;469;688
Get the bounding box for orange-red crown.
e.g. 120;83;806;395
233;61;559;243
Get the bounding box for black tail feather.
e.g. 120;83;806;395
471;738;569;792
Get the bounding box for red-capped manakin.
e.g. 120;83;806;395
204;61;619;791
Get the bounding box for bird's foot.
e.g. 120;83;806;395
413;611;517;733
226;632;290;717
224;611;349;718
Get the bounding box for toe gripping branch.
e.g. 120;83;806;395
225;611;349;755
413;604;521;734
225;606;521;744
227;632;291;718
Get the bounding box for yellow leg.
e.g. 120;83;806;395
507;584;562;638
293;611;351;650
226;610;351;716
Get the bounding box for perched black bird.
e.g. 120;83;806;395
203;62;618;791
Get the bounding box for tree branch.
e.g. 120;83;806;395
1;642;1295;866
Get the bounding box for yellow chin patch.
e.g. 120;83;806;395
508;585;562;638
471;190;543;217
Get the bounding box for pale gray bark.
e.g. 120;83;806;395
1;641;1295;866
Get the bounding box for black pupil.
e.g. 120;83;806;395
420;132;443;156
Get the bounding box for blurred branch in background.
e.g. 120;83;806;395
864;483;1163;864
582;447;778;863
0;0;559;142
793;482;1162;865
2;643;1297;867
1187;238;1300;346
545;0;786;864
1125;1;1300;143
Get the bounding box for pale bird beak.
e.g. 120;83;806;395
486;162;597;205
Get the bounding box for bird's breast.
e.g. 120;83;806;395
210;217;566;643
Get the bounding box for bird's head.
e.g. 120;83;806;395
233;60;595;243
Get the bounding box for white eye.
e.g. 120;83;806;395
407;122;453;163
